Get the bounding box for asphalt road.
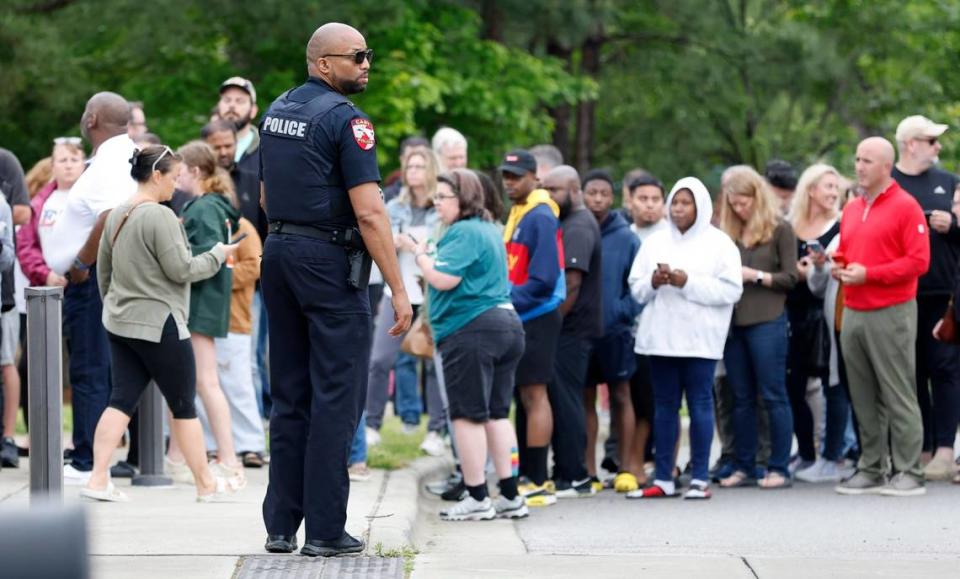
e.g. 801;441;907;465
414;472;960;578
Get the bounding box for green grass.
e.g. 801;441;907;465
15;404;72;435
367;415;429;470
373;541;419;576
15;404;427;472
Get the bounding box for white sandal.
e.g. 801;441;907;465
80;481;130;503
196;476;241;503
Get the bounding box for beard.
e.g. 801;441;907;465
338;78;367;95
558;197;573;220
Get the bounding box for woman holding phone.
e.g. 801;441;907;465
718;166;798;490
627;177;742;500
786;164;844;482
81;145;241;502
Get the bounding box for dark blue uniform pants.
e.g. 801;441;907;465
261;234;371;541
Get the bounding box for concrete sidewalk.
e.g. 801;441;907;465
0;452;449;579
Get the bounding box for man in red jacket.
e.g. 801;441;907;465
834;136;930;497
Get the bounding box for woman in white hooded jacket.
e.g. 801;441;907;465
626;177;743;500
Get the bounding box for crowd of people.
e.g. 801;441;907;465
0;75;956;517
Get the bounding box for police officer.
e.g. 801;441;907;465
259;22;412;557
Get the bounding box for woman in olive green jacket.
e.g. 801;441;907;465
167;141;245;483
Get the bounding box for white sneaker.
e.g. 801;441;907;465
365;427;381;447
164;457;195;485
419;431;445;457
63;464;92;486
439;496;496;521
493;495;529;519
796;458;846;483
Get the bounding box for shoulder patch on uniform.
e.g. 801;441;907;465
351;118;376;151
261;115;310;140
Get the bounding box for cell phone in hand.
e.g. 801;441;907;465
807;240;824;256
657;262;670;272
230;232;248;244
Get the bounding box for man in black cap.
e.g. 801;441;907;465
501;148;565;507
217;76;260;176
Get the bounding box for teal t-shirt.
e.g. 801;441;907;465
428;218;512;342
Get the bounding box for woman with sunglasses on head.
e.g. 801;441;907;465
81;145;241;502
407;169;526;520
163;141;244;485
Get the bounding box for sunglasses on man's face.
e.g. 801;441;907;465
54;136;82;146
323;49;374;65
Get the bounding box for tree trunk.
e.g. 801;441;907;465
480;0;503;42
574;34;602;173
546;40;573;162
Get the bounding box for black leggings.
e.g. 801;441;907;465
107;316;197;419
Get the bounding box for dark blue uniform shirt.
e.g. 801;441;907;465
259;77;380;228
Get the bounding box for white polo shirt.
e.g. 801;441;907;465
44;134;137;274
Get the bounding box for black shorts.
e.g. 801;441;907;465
438;307;524;422
515;309;562;387
107;316;198;419
630;353;654;422
586;330;637;386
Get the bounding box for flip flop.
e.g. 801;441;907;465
719;470;757;488
80;481;130;503
758;471;793;490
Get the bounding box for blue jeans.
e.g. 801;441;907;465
649;356;716;483
64;269;112;471
251;288;271;418
349;411;367;465
822;382;850;461
724;313;793;475
394;352;422;425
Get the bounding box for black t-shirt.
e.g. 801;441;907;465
232;166;267;242
893;166;960;295
560;208;603;338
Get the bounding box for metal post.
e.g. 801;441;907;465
131;382;171;486
25;287;64;503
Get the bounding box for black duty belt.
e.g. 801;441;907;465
269;221;365;250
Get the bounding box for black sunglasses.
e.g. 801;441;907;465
323;49;373;65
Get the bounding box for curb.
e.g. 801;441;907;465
366;455;453;553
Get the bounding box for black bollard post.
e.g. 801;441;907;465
131;382;172;486
25;287;64;503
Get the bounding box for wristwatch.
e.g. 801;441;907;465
754;270;764;285
73;257;91;272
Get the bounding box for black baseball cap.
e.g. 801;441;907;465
498;149;537;176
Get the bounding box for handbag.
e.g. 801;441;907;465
797;308;831;375
934;298;959;344
400;315;434;358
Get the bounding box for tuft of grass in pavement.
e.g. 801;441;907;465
374;541;419;576
367;415;427;470
15;405;72;435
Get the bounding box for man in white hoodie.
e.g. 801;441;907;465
626;177;743;500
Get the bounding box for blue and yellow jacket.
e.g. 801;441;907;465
503;190;565;322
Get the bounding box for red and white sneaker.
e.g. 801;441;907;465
625;481;676;500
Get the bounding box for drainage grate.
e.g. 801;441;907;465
235;556;404;579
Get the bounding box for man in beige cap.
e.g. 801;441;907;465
217;76;260;175
892;115;960;482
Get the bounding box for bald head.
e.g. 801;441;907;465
304;23;370;95
542;165;583;218
80;91;130;149
859;136;895;164
306;23;364;71
855;136;895;196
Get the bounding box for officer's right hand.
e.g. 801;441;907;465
389;291;414;336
